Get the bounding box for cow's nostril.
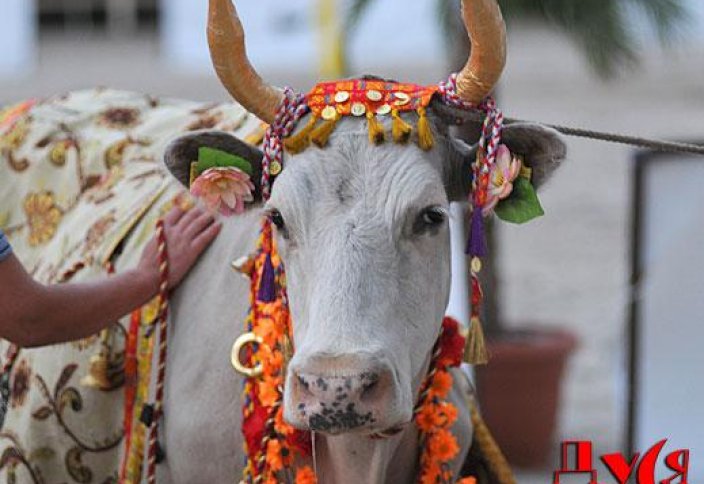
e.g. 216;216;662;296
360;372;380;401
360;379;378;399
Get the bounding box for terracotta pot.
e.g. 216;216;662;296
475;328;577;469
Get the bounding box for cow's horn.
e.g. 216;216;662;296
455;0;507;104
208;0;283;124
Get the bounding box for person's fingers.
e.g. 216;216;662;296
184;211;216;239
191;222;222;253
163;205;185;226
175;205;202;229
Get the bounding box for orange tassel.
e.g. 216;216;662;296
284;115;319;154
416;107;434;151
391;109;413;143
366;111;386;145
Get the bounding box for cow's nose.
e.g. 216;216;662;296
287;354;397;434
295;370;380;402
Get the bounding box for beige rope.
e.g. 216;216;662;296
453;109;704;156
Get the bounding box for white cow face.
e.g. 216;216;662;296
164;113;566;436
269;121;453;434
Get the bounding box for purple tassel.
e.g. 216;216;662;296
465;208;487;257
257;254;276;302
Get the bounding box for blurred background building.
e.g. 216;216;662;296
1;0;703;481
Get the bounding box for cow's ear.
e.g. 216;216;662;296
164;130;264;198
446;123;566;201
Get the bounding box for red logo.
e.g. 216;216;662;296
553;440;690;484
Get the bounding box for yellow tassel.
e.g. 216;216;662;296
366;111;386;145
416;107;434;151
243;122;269;146
284;115;319;154
391;109;413;143
464;316;489;365
310;115;339;148
470;401;517;484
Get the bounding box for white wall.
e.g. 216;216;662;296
0;0;36;76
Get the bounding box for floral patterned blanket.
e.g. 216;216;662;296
0;89;259;482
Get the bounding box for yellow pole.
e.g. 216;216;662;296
317;0;346;78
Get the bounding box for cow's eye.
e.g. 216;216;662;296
268;209;286;231
421;206;446;226
415;206;447;233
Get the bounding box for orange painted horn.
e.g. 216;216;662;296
208;0;283;124
455;0;507;104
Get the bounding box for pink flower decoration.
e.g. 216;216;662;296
190;167;255;216
483;144;522;215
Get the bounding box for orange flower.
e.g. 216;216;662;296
419;461;441;484
416;404;439;433
457;478;477;484
429;429;460;463
261;348;284;377
429;370;453;399
265;439;284;472
295;466;317;484
274;406;295;438
258;378;282;407
437;401;459;429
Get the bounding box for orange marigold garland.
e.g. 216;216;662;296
414;317;472;484
240;218;314;483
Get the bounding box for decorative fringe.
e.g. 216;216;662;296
470;402;517;484
366;111;386;145
464;316;489;365
284;115;319;154
391;109;413;143
416;107;434;151
310;115;339;148
257;253;276;302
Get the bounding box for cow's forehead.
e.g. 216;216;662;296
269;121;448;220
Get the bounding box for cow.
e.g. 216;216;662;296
0;0;566;482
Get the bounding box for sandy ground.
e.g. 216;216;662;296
2;26;703;481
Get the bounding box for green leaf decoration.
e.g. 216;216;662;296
494;177;545;224
196;147;252;176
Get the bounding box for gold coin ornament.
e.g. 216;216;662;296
321;105;338;121
334;91;350;103
366;90;383;102
393;92;411;106
471;257;482;273
269;160;282;176
376;104;392;116
351;102;367;117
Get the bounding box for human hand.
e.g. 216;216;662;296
138;205;222;292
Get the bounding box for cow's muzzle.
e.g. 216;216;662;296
284;352;404;434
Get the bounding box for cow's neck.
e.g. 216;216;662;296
314;424;419;484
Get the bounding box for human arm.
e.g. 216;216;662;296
0;206;221;347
